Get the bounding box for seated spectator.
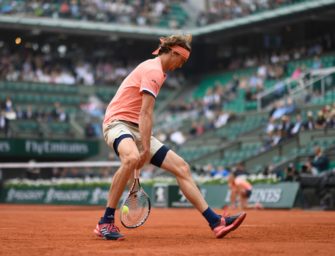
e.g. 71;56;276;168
57;107;68;122
248;73;263;90
291;114;303;135
0;96;16;137
278;115;294;139
265;117;277;135
203;164;217;177
326;109;335;128
315;110;327;129
2;96;16;120
0;110;9;136
302;111;315;131
23;105;36;120
230;74;240;94
311;146;329;173
284;163;299;181
322;104;332;116
312;56;322;69
291;66;303;79
284;98;296;115
203;87;221;110
50;102;64;121
257;64;267;79
13;106;20;120
215;165;230;178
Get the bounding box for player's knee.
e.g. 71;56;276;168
122;153;140;169
178;161;191;179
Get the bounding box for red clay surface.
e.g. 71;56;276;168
1;204;335;256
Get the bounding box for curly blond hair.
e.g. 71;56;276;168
157;34;192;54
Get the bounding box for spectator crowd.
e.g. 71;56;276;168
197;0;297;26
0;0;312;29
0;0;185;28
0;42;136;86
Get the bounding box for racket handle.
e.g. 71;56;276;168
134;169;140;178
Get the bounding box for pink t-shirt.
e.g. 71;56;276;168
103;57;166;125
234;178;252;190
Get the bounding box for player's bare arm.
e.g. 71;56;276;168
137;92;155;169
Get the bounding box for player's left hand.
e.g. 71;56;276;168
137;149;150;170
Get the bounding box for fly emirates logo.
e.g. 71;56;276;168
25;140;89;155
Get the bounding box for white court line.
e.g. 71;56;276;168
242;224;277;227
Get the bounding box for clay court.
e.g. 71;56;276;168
0;204;334;256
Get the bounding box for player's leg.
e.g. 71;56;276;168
229;187;238;209
239;192;248;210
240;189;261;209
147;136;208;212
160;150;208;212
107;138;140;208
102;123;140;220
95;122;140;240
158;148;246;238
95;137;139;241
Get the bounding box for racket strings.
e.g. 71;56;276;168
121;189;150;227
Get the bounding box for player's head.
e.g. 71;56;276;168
152;34;192;70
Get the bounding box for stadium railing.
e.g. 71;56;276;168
257;67;335;111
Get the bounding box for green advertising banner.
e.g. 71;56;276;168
1;185;153;205
235;183;300;208
153;182;300;209
1;183;298;208
0;138;99;159
2;187;108;205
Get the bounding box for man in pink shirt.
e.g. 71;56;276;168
228;172;253;210
228;171;263;210
94;34;246;240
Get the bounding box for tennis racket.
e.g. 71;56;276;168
120;169;151;229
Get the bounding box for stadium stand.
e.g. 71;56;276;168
192;47;335;112
0;0;188;28
196;0;312;26
0;0;316;29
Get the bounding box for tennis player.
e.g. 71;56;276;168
228;172;258;210
94;34;247;240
